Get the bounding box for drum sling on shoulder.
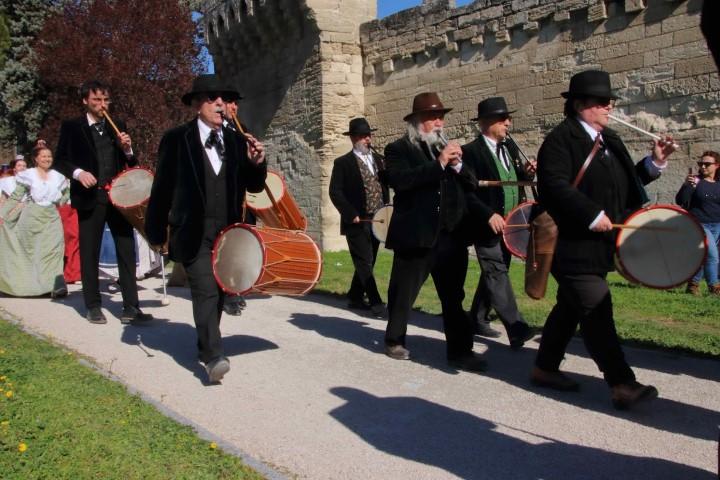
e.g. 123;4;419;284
525;137;602;300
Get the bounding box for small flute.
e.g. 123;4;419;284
608;114;679;149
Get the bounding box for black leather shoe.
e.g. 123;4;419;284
370;303;388;319
348;300;371;310
51;287;68;299
509;322;535;350
206;356;230;383
384;344;410;360
448;353;487;373
475;321;502;338
223;300;243;316
236;296;247;308
86;307;107;325
530;367;580;391
611;381;658;410
120;306;154;325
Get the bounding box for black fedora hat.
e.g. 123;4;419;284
343;118;377;136
181;74;242;106
471;97;516;121
403;92;453;122
561;70;618;100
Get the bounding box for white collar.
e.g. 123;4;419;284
577;117;602;142
482;134;500;150
86;113;103;127
197;118;223;144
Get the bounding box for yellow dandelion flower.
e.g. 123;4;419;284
209;442;217;450
1;420;9;426
0;375;6;380
5;391;13;398
18;442;27;453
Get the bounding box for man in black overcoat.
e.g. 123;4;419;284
382;92;492;371
530;70;676;410
329;118;389;318
54;80;151;325
145;75;267;383
462;97;534;348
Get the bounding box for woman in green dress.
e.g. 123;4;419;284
0;146;69;297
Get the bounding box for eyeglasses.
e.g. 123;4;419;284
205;92;235;102
697;162;717;167
590;97;616;107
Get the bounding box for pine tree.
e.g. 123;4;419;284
0;0;54;152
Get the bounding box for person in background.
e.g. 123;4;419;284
329;117;389;318
676;151;720;296
0;155;29;200
0;146;69;297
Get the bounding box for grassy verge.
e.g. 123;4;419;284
317;250;720;357
0;319;264;480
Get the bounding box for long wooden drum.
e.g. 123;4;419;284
246;170;307;230
108;167;154;239
212;224;322;296
615;205;707;289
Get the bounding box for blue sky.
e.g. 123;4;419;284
379;0;473;18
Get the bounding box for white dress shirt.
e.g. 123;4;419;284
198;118;224;175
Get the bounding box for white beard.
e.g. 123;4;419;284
353;141;370;155
407;122;444;153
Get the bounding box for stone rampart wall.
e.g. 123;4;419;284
361;0;717;203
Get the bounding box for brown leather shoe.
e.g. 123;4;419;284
385;344;410;360
685;281;700;296
611;381;658;410
709;284;720;296
530;367;580;391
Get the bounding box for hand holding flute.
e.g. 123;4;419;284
227;111;265;165
607;114;678;164
434;132;462;168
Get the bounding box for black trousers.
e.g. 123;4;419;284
385;230;474;359
184;218;226;363
470;240;526;331
534;272;635;386
77;192;138;310
345;223;383;306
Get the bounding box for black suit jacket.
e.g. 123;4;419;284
145;120;267;263
462;136;530;245
329;150;389;235
54;116;138;210
383;135;492;250
537;117;660;274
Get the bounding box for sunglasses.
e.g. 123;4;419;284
205;92;236;102
697;162;717;167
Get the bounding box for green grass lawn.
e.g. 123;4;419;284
0;319;263;480
317;250;720;357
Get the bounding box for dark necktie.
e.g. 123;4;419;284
93;121;105;136
205;130;224;158
496;141;509;171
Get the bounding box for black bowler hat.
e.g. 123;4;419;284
181;74;242;106
471;97;516;121
403;92;453;121
343;118;377;136
561;70;618;100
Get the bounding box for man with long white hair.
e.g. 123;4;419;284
382;92;493;372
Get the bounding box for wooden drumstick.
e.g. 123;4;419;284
478;180;537;187
359;218;385;223
101;111;122;137
608;114;679;149
505;223;675;232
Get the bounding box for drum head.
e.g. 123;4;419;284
245;171;284;209
372;205;393;243
615;205;707;289
109;168;154;208
503;201;535;259
212;224;264;295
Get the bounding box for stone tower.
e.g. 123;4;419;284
204;0;377;250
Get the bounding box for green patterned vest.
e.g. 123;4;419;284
491;143;519;215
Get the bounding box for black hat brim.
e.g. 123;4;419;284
403;107;453;122
181;90;243;106
342;128;378;136
470;109;517;121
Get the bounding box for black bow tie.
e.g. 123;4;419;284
205;130;224;157
92;122;105;135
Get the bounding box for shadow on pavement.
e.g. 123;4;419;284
328;386;714;480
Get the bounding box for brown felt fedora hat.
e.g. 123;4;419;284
403;92;453;122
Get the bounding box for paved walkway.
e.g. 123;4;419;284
1;277;718;479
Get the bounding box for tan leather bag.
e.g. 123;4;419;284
524;137;602;300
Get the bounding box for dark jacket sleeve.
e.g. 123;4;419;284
145;130;178;247
53;120;78;180
675;182;695;209
329;157;359;223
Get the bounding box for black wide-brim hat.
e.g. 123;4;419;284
561;70;618;100
403;92;453;122
181;74;242;106
342;118;377;136
470;96;516;121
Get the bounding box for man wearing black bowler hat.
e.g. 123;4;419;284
530;70;676;410
145;74;267;384
329;118;389;318
382;92;491;371
462;97;535;348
